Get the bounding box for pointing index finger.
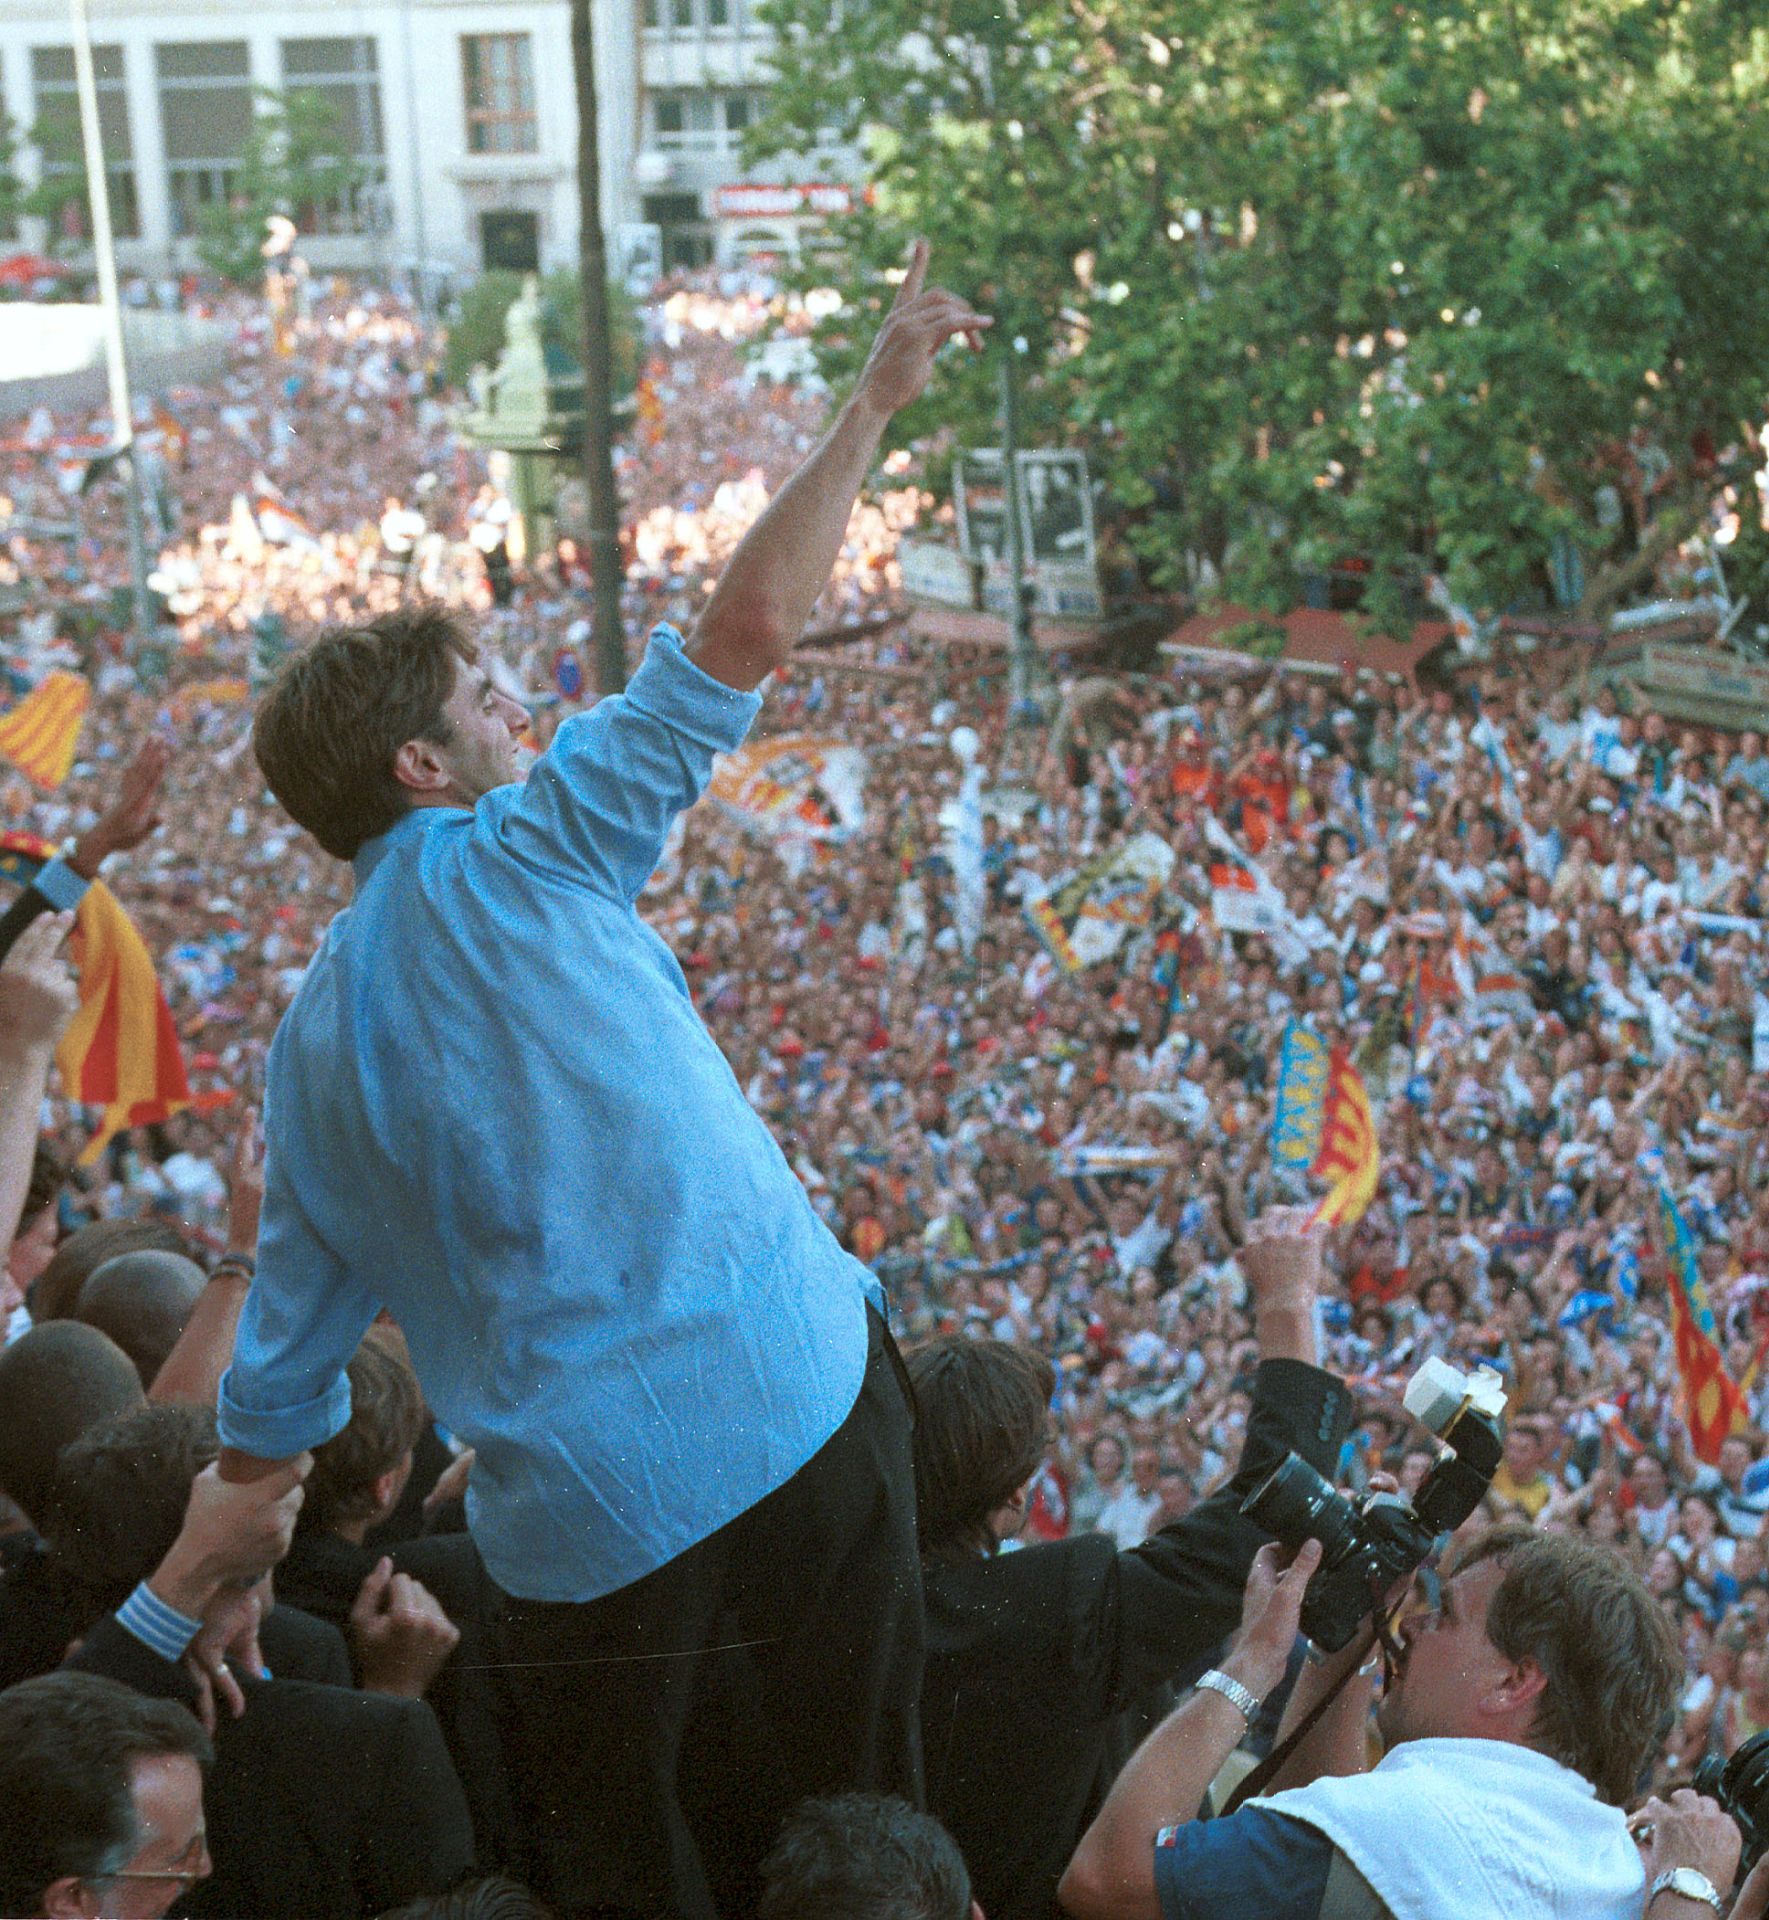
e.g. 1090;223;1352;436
894;237;929;308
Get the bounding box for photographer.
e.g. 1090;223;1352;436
1061;1525;1691;1920
915;1206;1352;1920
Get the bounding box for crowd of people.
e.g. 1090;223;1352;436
1;252;1769;1919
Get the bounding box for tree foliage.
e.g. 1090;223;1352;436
754;0;1769;632
195;88;366;285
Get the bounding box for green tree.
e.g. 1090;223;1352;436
754;0;1769;634
441;268;639;404
195;87;365;285
21;106;90;250
0;115;23;242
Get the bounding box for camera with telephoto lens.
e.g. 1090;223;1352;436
1240;1358;1508;1653
1694;1730;1769;1871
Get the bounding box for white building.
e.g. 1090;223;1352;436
0;0;855;283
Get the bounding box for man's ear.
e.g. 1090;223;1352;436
393;737;451;795
1486;1654;1549;1724
41;1875;92;1917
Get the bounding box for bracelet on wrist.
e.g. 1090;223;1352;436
212;1252;255;1281
1194;1668;1263;1724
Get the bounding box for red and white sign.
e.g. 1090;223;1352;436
713;183;855;221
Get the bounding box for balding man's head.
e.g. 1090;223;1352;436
30;1216;190;1324
75;1252;207;1390
0;1322;145;1529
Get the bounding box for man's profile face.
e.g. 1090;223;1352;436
425;656;529;807
80;1751;210;1918
1377;1556;1513;1750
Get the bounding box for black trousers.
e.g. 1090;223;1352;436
490;1308;924;1919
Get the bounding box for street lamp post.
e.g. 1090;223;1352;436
70;0;152;638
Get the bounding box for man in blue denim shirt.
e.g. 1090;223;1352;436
217;246;991;1917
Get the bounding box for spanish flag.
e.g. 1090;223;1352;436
0;672;90;789
1655;1179;1746;1464
57;877;191;1164
1311;1047;1380;1227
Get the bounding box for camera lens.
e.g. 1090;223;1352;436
1242;1453;1364;1566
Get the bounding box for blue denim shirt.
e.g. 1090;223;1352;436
219;626;874;1602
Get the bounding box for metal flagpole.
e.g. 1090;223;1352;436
70;0;153;636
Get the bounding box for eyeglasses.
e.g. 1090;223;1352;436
99;1829;209;1890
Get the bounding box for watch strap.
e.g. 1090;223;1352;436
1194;1668;1262;1723
1649;1868;1725;1916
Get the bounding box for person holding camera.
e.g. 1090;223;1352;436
1060;1524;1694;1920
911;1205;1352;1920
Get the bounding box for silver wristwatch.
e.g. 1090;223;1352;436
1194;1668;1262;1723
1649;1868;1725;1916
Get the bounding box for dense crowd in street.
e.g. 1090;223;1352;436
4;274;1769;1917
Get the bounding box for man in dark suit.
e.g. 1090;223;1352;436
45;1401;477;1917
911;1209;1352;1920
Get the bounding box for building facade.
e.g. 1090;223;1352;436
0;0;854;283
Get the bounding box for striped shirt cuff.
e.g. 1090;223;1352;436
34;857;89;912
116;1583;203;1663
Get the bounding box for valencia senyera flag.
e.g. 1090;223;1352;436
0;834;190;1162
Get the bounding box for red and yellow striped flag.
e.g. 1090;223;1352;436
1310;1048;1381;1227
0;672;90;789
57;877;190;1164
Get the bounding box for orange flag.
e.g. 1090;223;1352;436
0;672;90;789
56;878;191;1164
1310;1048;1381;1227
1657;1179;1747;1465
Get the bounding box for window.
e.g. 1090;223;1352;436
643;0;738;32
648;91;760;150
462;34;537;156
649;90;718;150
156;40;253;237
30;44;141;241
280;38;386;233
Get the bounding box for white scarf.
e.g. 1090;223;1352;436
1248;1738;1644;1920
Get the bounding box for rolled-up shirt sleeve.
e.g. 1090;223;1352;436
217;1147;377;1458
495;623;762;904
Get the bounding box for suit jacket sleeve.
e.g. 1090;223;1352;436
1102;1358;1353;1708
63;1614;203;1708
353;1694;477;1911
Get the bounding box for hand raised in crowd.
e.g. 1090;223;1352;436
226;1102;265;1258
852;239;992;422
1629;1788;1742;1904
0;911;79;1057
146;1456;313;1620
348;1557;461;1698
422;1446;475;1521
70;733;172;879
1218;1538;1322;1704
1239;1205;1328;1315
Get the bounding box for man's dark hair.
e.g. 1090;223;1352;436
301;1333;426;1534
1452;1524;1682;1803
904;1337;1053;1564
377;1874;554;1920
44;1403;218;1618
75;1250;206;1390
18;1142;65;1235
30;1216;190;1325
0;1670;210;1919
758;1795;971;1920
0;1323;145;1530
253;604;477;859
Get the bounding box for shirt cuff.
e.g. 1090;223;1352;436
217;1364;353;1458
118;1582;202;1662
34;857;90;912
626;623;763;752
